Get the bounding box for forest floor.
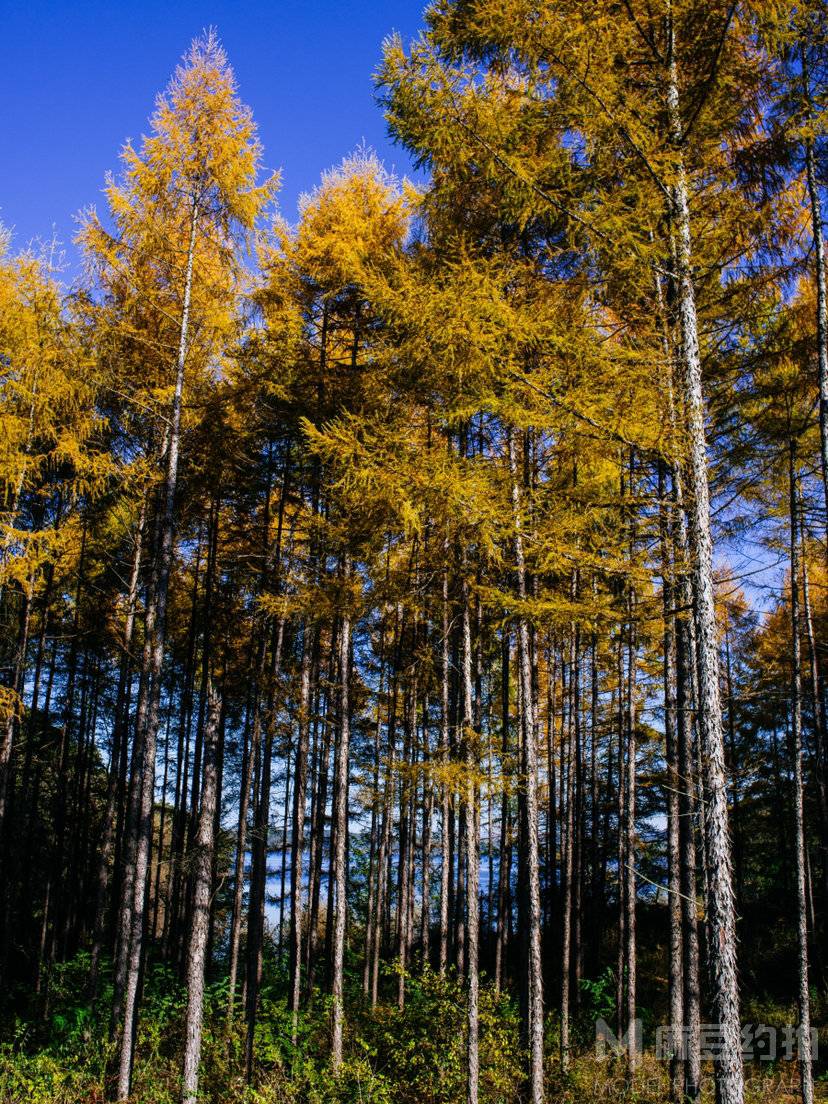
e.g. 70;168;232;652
1;955;826;1103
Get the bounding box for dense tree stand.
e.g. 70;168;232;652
1;6;827;1104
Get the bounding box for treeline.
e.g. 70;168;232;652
1;5;827;1104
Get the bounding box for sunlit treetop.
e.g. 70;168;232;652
114;28;279;234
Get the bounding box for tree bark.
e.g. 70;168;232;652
507;430;544;1102
666;26;743;1100
460;562;480;1104
330;557;352;1071
180;685;222;1104
789;447;814;1104
289;626;312;1044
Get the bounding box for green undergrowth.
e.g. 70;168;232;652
1;955;826;1103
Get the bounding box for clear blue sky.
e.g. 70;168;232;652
0;0;426;272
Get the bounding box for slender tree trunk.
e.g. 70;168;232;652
370;612;400;1004
723;618;743;905
307;636;335;1000
420;700;434;962
244;617;285;1079
460;562;480;1104
330;558;352;1072
561;639;576;1073
507;430;543;1102
666;29;743;1101
439;560;452;975
289;626;312;1045
624;588;638;1076
277;740;292;960
676;526;702;1103
226;697;253;1024
364;620;386;994
397;671;415;1009
495;629;510;992
789;447;814;1104
659;464;684;1104
180;685;222;1104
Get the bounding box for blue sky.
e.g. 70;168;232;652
0;0;426;272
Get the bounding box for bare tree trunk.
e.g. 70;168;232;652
439;560;451;975
277;739;292;960
330;558;351;1071
659;464;684;1104
226;697;253;1025
364;618;386;994
507;430;544;1102
789;448;814;1104
460;561;480;1104
397;671;415;1009
307;632;335;1000
244;617;285;1080
420;701;434;962
561;637;576;1074
495;629;510;992
624;589;638;1076
723;616;743;905
180;685;222;1104
678;614;702;1104
666;25;743;1100
289;627;312;1044
151;704;173;941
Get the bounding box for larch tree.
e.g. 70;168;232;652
78;30;276;1100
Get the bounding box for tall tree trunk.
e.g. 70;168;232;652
494;629;510;992
277;739;292;960
307;633;335;1001
666;26;743;1101
330;557;352;1071
289;626;312;1044
180;685;222;1104
244;617;285;1079
723;617;743;905
624;588;638;1076
439;560;452;975
363;619;386;994
460;563;480;1104
789;447;814;1104
420;714;435;963
561;639;576;1073
676;517;702;1103
397;670;416;1009
226;695;253;1024
659;463;684;1104
507;430;544;1103
370;611;400;1004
